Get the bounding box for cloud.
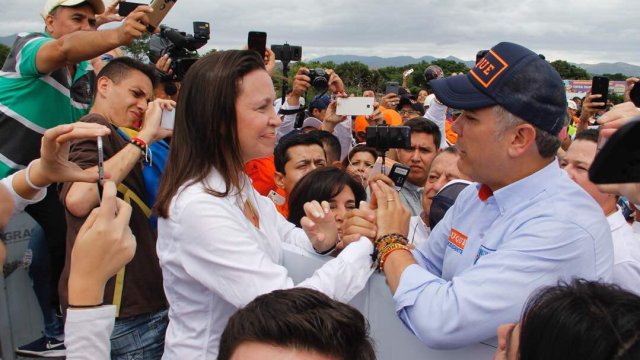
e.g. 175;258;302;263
1;0;639;65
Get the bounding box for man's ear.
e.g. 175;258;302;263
44;14;55;34
96;76;111;98
508;124;537;158
274;171;285;190
331;160;342;169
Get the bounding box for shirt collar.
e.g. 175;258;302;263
478;160;562;214
607;208;626;232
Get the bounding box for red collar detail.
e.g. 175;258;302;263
478;184;494;202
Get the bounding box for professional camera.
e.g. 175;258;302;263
365;124;411;152
148;21;210;81
307;68;329;91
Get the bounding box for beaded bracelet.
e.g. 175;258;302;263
130;137;153;166
375;233;408;247
378;243;411;271
130;137;147;152
375;233;408;252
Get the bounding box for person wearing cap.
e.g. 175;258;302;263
352;42;613;349
397;95;426;122
1;1;152;357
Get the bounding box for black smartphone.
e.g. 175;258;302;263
385;81;400;95
248;31;267;58
630;82;640;107
271;44;302;62
389;163;410;191
97;136;105;201
589;116;640;184
118;1;144;17
365;125;411;151
591;76;609;110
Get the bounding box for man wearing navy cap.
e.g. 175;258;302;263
364;42;614;349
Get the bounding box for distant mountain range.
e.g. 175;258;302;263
311;54;640;77
2;33;638;76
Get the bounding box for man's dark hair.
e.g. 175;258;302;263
310;130;341;164
218;288;376;360
274;132;325;173
574;128;599;143
518;279;640;360
402;117;442;150
96;57;158;88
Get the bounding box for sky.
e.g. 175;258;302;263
1;0;639;65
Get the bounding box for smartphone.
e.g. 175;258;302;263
589;116;640;184
630;82;640;107
389;163;410;191
336;97;375;116
403;68;414;77
97;136;105;201
161;109;175;129
385;81;400;95
271;44;302;62
147;0;177;32
248;31;267;58
591;76;609;110
118;1;144;17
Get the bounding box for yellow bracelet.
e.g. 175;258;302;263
379;243;411;271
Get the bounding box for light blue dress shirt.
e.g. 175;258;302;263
393;160;613;349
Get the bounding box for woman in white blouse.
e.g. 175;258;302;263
154;50;373;359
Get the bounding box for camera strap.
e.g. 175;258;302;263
278;106;305;115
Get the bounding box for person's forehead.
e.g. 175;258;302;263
411;132;435;146
286;144;325;162
352;151;375;161
113;71;153;96
431;152;458;170
566;140;597;162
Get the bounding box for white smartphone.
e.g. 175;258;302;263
161;109;175;129
336;97;375;116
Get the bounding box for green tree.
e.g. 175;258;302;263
601;73;628;81
550;60;590;80
122;33;151;62
0;44;10;67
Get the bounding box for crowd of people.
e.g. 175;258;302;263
0;1;639;359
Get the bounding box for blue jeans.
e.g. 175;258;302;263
26;226;64;339
110;308;168;360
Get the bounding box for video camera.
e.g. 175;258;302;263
148;21;210;81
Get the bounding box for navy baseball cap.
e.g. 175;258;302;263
429;42;566;135
309;95;331;111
